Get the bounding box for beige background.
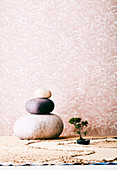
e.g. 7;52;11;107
0;0;117;136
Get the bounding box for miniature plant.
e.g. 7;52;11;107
68;117;88;140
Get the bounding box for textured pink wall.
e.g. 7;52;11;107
0;0;117;136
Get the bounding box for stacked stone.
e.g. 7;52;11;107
13;88;64;140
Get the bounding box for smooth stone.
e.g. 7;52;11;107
34;88;52;98
25;98;54;114
13;114;64;139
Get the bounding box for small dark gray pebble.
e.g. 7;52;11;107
25;98;55;114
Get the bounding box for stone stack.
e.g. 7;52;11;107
13;88;64;140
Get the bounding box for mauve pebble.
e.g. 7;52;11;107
25;98;55;114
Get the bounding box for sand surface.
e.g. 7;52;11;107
0;136;117;165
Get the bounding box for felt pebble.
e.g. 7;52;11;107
34;88;52;98
13;114;64;139
25;98;54;114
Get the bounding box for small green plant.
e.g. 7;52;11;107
68;117;88;140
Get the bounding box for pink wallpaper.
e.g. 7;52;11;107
0;0;117;136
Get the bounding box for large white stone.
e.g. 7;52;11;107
13;114;64;139
34;88;52;98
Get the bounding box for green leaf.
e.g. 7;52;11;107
83;131;87;136
82;120;88;126
75;117;81;123
69;117;82;125
84;120;88;126
75;123;81;129
75;131;80;134
81;121;85;125
68;118;75;124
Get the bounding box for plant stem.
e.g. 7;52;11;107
79;126;83;140
80;135;83;140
